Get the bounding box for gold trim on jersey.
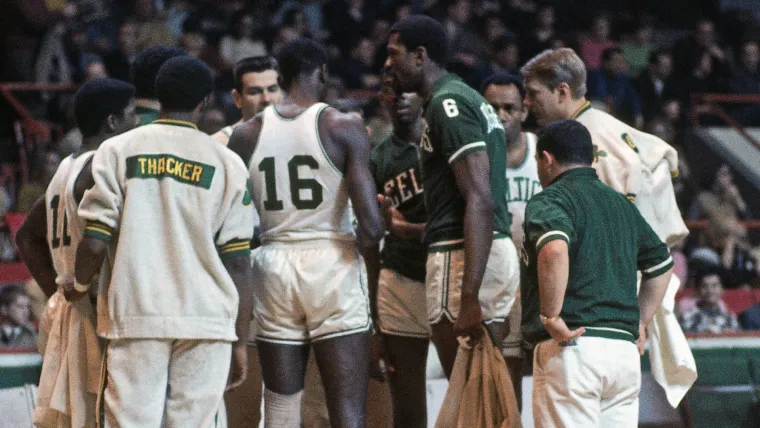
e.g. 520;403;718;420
571;100;592;119
152;119;199;130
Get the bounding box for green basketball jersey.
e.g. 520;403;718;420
420;73;511;251
136;106;159;126
371;134;427;282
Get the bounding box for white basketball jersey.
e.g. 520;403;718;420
44;151;95;287
251;103;355;242
506;132;542;251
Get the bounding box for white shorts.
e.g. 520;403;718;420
99;339;231;428
426;237;520;325
253;240;371;345
532;336;641;428
377;268;431;338
501;290;523;358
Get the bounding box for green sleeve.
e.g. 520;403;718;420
524;193;575;254
427;95;486;164
636;211;673;278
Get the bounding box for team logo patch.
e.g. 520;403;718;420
592;145;607;163
621;133;639;153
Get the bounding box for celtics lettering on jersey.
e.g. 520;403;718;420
507;176;541;203
384;167;423;207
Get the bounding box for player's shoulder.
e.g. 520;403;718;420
319;105;364;130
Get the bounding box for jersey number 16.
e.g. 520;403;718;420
258;155;324;211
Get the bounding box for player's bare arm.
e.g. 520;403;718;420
73;236;108;302
450;151;494;341
324;109;384;322
537;239;586;343
15;196;58;298
637;267;673;354
223;254;254;390
73;158;95;205
227;114;264;169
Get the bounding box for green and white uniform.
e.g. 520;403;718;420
421;73;519;325
502;131;541;357
371;134;429;338
521;167;673;428
248;103;370;345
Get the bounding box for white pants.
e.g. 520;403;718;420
532;336;641;428
99;339;231;428
377;268;430;338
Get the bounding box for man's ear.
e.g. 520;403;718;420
106;114;117;133
231;88;243;109
557;82;573;103
414;46;426;67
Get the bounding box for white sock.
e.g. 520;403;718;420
263;389;303;428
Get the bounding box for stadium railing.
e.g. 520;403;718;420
690;92;760;150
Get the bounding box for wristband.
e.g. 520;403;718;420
73;281;91;293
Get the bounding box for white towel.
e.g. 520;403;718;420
578;108;696;407
33;290;102;428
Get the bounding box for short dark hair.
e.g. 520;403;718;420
0;284;27;308
480;73;526;100
537;119;594;165
131;46;188;99
276;38;328;90
73;78;135;137
601;46;623;63
390;15;448;66
694;266;721;289
234;56;279;92
155;57;214;111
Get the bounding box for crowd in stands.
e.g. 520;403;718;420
1;0;760;346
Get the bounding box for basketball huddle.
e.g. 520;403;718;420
16;14;687;428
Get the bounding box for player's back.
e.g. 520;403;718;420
79;120;252;340
251;103;354;243
45;152;94;286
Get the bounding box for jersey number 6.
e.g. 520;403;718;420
258;155;324;211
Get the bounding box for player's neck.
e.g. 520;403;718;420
158;110;198;125
393;119;422;144
566;97;589;119
283;84;320;108
419;66;448;101
80;136;106;153
547;163;586;184
135;98;161;111
506;132;528;169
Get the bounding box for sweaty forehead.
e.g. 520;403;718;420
241;69;279;88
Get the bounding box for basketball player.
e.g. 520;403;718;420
216;55;282;428
131;45;188;125
227;38;383;428
15;78;138;428
522;120;673;427
74;57;254;427
213;56;282;145
520;48;688;248
480;72;540;408
372;69;428;427
386;15;520;377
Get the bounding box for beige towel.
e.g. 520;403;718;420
33;291;102;428
435;328;522;428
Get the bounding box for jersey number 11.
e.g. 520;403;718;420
49;195;72;248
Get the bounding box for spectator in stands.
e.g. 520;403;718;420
688;164;752;223
728;40;760;126
587;47;644;128
521;4;557;62
83;58;108;81
738;302;760;330
103;21;139;82
579;14;617;70
443;0;482;57
678;269;740;334
219;13;267;70
679;48;727;122
370;19;392;71
133;0;176;51
324;0;370;54
621;18;657;76
673;18;729;79
15;149;60;213
335;37;380;90
703;219;758;289
0;284;37;348
635;50;681;123
490;34;521;75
